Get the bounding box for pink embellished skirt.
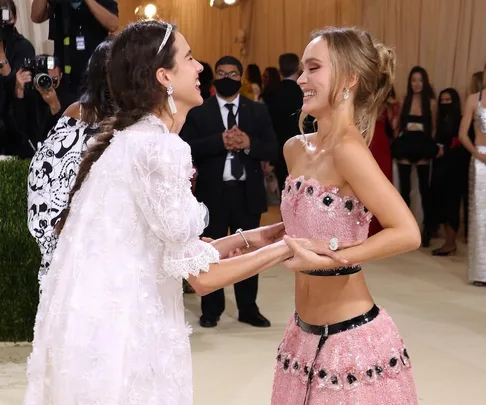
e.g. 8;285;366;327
271;306;418;405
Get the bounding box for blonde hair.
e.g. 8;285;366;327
470;71;484;94
299;27;396;145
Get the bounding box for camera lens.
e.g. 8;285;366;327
35;74;53;91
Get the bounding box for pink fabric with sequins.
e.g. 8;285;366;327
271;309;418;405
273;176;418;403
281;176;372;243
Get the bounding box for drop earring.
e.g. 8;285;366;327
343;88;350;100
167;84;177;114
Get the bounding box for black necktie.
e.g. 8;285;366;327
225;103;244;180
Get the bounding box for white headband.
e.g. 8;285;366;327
157;23;173;54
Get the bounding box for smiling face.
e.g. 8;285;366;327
297;37;335;119
161;32;204;111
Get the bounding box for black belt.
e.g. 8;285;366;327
295;304;379;336
296;304;380;405
301;265;362;277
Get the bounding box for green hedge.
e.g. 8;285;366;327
0;158;40;342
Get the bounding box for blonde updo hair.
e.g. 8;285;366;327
300;27;396;145
470;70;485;94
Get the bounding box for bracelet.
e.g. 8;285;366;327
236;228;250;249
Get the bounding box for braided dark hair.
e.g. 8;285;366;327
56;20;177;235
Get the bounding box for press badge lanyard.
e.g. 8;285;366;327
70;1;85;51
76;25;85;51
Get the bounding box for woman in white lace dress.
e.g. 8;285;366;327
23;21;293;405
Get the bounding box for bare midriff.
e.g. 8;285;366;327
294;271;374;325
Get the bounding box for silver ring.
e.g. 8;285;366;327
329;237;339;251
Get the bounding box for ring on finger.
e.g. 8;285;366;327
329;237;339;251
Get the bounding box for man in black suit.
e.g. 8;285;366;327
271;53;304;191
180;56;278;328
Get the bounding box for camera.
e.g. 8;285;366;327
0;7;11;42
23;56;56;91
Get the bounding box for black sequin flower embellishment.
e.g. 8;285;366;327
344;200;353;211
323;195;334;206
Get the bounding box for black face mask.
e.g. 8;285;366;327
440;103;453;115
213;78;241;98
0;23;14;42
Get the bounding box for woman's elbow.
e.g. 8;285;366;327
193;282;212;296
187;274;214;296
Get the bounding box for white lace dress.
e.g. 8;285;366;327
23;114;220;405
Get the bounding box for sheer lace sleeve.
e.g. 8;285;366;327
130;131;219;279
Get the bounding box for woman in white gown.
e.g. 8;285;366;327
459;67;486;286
23;20;295;405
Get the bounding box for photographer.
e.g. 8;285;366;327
31;0;118;96
0;0;35;155
10;55;76;158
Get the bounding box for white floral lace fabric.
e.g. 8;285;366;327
23;114;220;405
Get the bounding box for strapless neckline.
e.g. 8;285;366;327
285;175;362;205
281;173;372;257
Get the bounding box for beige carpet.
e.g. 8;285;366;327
1;207;485;404
0;238;486;405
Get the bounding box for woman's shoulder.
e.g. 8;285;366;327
333;131;369;160
466;92;480;103
63;102;82;120
283;133;307;153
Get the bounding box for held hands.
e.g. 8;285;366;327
223;125;250;151
200;223;285;260
245;222;286;249
282;236;361;272
201;236;246;258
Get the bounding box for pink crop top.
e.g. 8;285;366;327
281;176;373;275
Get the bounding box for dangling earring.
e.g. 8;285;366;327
343;88;350;100
167;84;177;114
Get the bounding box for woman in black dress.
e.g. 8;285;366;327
393;66;437;247
429;88;464;255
